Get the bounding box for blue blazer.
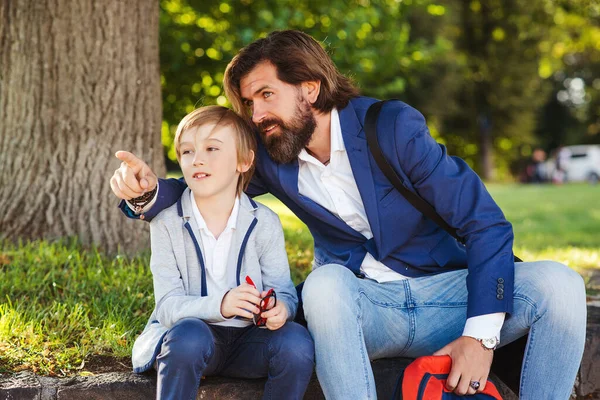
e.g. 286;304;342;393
121;97;515;318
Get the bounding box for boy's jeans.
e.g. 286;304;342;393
302;261;586;400
155;319;314;400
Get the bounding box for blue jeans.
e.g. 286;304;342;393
302;261;586;400
155;319;314;400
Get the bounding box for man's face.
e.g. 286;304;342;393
240;62;316;164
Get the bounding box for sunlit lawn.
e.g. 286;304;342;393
0;182;598;376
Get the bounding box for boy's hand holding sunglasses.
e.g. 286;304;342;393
245;276;288;330
220;281;262;320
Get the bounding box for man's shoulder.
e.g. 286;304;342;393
347;96;420;125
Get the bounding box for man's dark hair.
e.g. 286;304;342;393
224;30;360;117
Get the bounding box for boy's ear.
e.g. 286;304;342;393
302;80;321;105
237;150;255;173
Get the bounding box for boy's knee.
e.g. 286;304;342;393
162;318;214;365
270;323;315;370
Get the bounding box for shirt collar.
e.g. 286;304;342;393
297;108;344;165
190;191;239;237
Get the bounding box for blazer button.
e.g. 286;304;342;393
497;288;504;295
497;294;504;300
497;278;505;284
498;283;504;289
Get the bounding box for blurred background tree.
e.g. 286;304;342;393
158;0;600;179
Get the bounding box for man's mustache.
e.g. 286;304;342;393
257;118;284;134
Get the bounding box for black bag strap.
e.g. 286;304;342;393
365;100;522;262
365;100;465;245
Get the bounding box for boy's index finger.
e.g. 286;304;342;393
115;151;146;172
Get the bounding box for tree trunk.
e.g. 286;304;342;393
0;0;164;253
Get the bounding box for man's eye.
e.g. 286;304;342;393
244;99;253;107
263;92;273;98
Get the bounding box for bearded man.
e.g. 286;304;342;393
110;30;586;400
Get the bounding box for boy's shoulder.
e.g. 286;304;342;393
149;201;181;227
242;196;282;236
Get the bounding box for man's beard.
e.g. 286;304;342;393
257;99;316;164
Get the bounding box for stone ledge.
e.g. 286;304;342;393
0;359;516;400
2;304;598;400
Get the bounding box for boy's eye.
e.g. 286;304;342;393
182;150;192;155
263;91;273;98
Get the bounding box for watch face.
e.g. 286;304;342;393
482;337;498;349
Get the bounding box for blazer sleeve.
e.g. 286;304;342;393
257;211;298;320
390;103;515;318
118;178;187;222
149;217;229;328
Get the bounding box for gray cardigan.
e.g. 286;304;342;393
132;189;298;373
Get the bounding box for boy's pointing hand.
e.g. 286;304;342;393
111;151;158;200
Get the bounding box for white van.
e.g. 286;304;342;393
544;145;600;184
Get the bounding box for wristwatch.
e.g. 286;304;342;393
472;336;499;351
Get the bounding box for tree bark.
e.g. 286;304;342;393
0;0;164;253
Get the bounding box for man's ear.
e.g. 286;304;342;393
237;150;255;173
302;80;321;105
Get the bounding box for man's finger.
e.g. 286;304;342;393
455;375;472;396
115;151;147;173
477;376;488;392
445;367;460;391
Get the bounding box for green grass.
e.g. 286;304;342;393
1;183;598;376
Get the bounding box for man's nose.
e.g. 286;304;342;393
252;104;266;125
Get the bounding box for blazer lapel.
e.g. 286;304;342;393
339;103;382;252
278;159;362;234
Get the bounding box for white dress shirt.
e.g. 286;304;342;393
189;192;250;328
297;109;504;341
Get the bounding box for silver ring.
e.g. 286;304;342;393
470;381;481;390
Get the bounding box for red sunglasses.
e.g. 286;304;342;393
245;276;277;327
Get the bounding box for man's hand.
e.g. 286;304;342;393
433;336;493;395
110;151;158;200
259;292;289;330
220;283;262;319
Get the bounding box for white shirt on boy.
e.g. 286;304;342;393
189;192;251;328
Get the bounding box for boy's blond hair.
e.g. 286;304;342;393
174;106;257;196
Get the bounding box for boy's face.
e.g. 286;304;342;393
179;123;249;201
239;62;317;164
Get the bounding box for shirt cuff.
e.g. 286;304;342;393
125;182;159;215
462;312;505;342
